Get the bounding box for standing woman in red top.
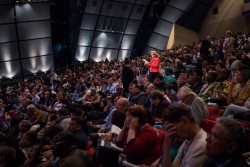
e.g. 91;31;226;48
144;51;161;82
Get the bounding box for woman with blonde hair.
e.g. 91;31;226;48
143;51;161;82
177;86;208;125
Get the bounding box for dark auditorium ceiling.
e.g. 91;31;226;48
53;0;216;65
0;0;215;83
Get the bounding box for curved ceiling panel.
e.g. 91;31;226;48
17;21;51;40
0;1;53;82
0;42;19;61
85;0;103;14
148;33;169;50
169;0;196;12
81;14;98;30
118;50;131;60
145;0;215;53
101;1;133;18
125;20;140;35
22;55;54;75
78;30;94;46
0;60;21;79
19;38;52;58
0;5;14;24
92;32;122;48
15;3;50;22
0;24;17;43
121;35;135;49
75;46;90;62
89;48;118;62
191;3;210;19
0;0;12;5
154;19;173;37
161;6;183;23
136;0;150;6
130;5;146;20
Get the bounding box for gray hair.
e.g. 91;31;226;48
27;104;36;110
177;86;197;99
217;118;247;154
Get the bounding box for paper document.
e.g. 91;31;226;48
97;133;106;137
111;125;121;134
121;160;137;167
101;140;105;146
110;143;123;152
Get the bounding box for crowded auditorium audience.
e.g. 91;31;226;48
0;30;249;167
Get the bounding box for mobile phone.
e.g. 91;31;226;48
170;89;175;94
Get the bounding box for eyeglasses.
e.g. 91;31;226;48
236;73;243;77
207;132;231;142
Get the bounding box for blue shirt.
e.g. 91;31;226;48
73;130;88;150
106;84;117;94
102;106;117;130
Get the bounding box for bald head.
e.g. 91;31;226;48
146;83;155;93
116;98;128;112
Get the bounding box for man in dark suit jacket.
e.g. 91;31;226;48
121;58;135;94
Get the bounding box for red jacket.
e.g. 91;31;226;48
146;57;160;73
117;124;162;165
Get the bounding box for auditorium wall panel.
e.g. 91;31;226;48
199;0;244;38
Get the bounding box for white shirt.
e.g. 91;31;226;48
173;129;208;167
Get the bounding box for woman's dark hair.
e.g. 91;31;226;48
53;131;75;144
25;132;38;145
45;124;63;140
149;90;164;101
0;146;16;164
216;61;226;69
71;116;89;136
166;84;178;93
238;65;250;81
111;109;126;129
154;74;163;81
124;58;130;65
60;97;69;104
206;71;219;83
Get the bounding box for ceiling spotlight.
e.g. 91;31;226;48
34;73;36;76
